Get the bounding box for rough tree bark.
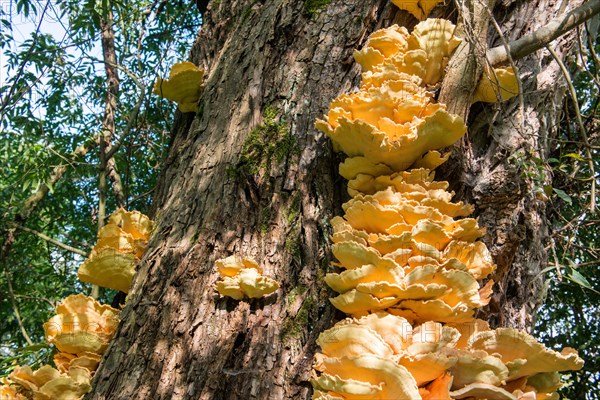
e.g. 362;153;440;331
88;0;585;398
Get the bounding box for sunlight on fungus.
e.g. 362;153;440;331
152;61;204;112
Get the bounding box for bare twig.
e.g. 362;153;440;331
127;188;155;208
107;158;126;207
547;45;597;212
576;27;600;90
92;6;121;299
106;81;146;161
14;294;56;309
585;21;600;71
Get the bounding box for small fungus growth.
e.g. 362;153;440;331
215;255;279;299
153;61;205;112
390;0;444;20
472;66;519;103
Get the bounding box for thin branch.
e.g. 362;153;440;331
13;224;88;256
575;260;600;267
126;188;155;208
487;0;600;65
576;26;600;90
85;57;147;161
106;82;146;160
547;44;597;212
4;270;34;346
14;294;56;309
92;5;120;299
585;21;600;71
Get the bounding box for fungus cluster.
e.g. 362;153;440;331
0;295;119;400
314;314;582;399
1;364;92;400
312;15;582;400
153;61;205;112
215;255;279;300
1;209;152;399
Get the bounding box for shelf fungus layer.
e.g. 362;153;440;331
43;294;119;356
77;208;152;293
312;316;583;399
312;15;583;400
4;365;91;400
215;255;279;300
1;210;151;399
326;178;494;320
2;295;120;399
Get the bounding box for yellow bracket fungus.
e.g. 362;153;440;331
5;365;91;400
391;0;444;20
320;21;466;176
153;61;204;112
215;255;279;299
2;210;150;399
43;294;119;355
77;208;152;293
473;66;519;103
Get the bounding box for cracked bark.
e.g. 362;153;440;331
88;0;585;398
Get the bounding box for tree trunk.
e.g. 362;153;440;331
88;0;581;398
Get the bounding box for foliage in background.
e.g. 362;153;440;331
0;0;201;374
534;23;600;400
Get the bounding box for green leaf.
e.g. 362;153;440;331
563;152;585;161
567;268;592;288
552;188;572;205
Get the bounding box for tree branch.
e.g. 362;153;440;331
107;158;126;208
487;0;600;65
105;83;146;161
93;6;120;299
13;224;88;256
439;0;496;119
